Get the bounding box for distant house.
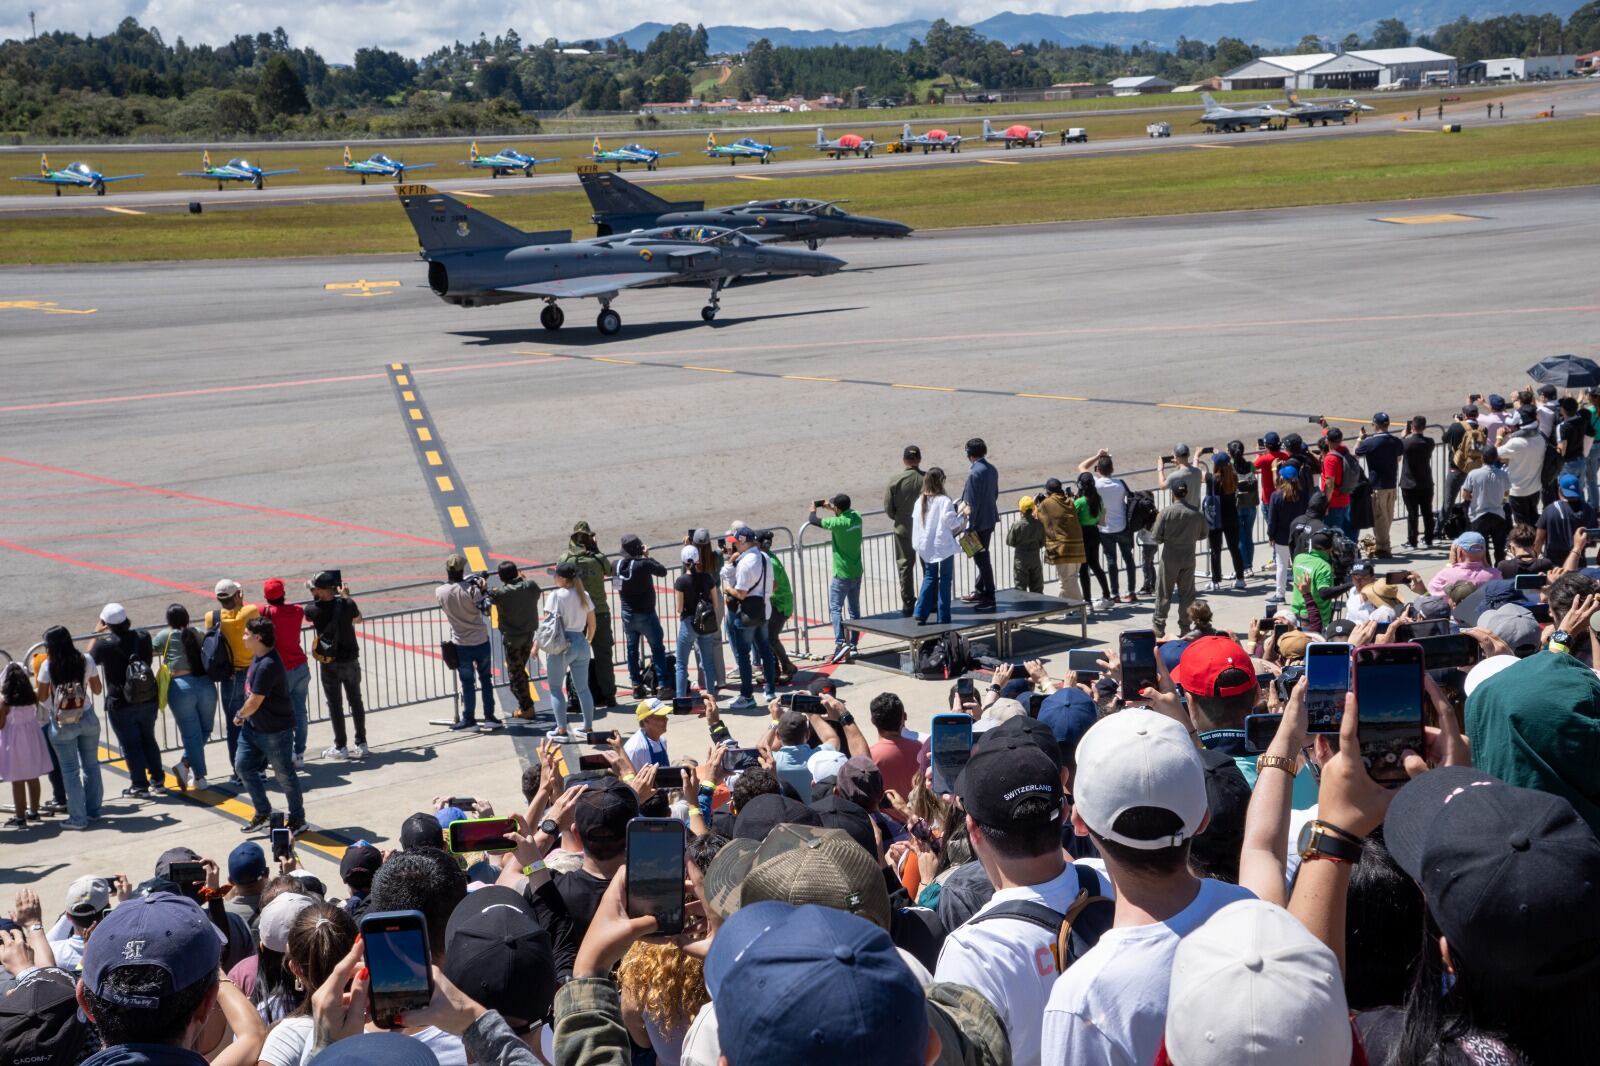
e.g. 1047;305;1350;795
1109;75;1175;94
1577;50;1600;70
1221;47;1457;90
1483;55;1577;80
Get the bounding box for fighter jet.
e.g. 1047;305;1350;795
179;150;299;190
981;119;1052;148
395;183;844;336
1198;93;1290;132
586;137;679;171
579;169;911;249
10;154;142;196
897;124;964;153
813;128;876;158
461;141;561;177
703;133;788;164
1280;90;1375;126
326;147;436;184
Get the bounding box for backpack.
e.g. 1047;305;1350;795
1333;450;1364;496
1325;529;1359;583
1122;480;1158;533
201;609;235;682
691;584;718;636
1454;424;1487;473
48;655;89;726
966;865;1113;974
312;600;342;663
535;605;570;657
914;630;971;680
122;632;158;705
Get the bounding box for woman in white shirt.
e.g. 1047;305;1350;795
538;561;598;741
911;467;966;625
34;625;104;830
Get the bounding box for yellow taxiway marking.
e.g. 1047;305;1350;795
102;205;145;215
682;365;736;374
425;450;443;466
1191;143;1233;149
1159;402;1238;413
0;300;96;315
1377;213;1481;224
435;476;455;493
463;546;489;573
448;505;470;528
591;356;638;365
784;374;840;383
733;174;774;181
453;190;494;198
1018;392;1088;402
408;407;424;421
402;390;415;402
416;427;432;442
978;158;1020;165
893;383;956;392
327;279;401;297
391;362;404;370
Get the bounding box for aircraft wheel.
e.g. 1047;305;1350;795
540;304;564;331
491;171;498;179
254;177;263;190
55;186;61;196
525;167;533;177
701;305;718;323
596;309;622;335
96;185;106;196
806;238;818;251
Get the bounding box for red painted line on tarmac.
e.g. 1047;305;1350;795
0;537;209;594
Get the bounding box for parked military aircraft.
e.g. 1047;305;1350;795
703;133;787;164
579;169;911;248
395;183;844;336
897;124;964;152
461;142;561;176
813;128;876;158
1280;90;1376;125
326;147;436;183
179;150;298;190
586;137;679;171
1198;93;1290;132
981;119;1051;147
10;154;142;196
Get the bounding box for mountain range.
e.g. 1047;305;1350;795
615;0;1588;52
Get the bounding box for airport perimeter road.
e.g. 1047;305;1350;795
0;186;1596;653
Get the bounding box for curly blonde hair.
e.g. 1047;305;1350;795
617;941;708;1038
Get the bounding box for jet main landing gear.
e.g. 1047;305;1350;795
540;301;564;331
702;279;725;323
596;298;622;336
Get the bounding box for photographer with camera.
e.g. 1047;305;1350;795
435;554;500;733
305;572;368;756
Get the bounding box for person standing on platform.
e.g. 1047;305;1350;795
1038;478;1087;606
884;446;924;617
1007;495;1046;593
561;521;617;709
436;554;499;732
959;438;1000;612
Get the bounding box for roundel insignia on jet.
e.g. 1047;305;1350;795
456;221;470;237
756;216;768;226
640;248;653;261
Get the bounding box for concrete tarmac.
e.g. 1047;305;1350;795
1;185;1596;656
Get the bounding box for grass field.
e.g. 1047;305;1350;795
2;117;1594;266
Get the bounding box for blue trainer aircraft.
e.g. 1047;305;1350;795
326;146;436;184
460;141;561;177
586;137;679;172
179;150;299;190
11;154;142;196
703;133;788;165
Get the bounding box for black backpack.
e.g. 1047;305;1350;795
914;630;971;680
1123;481;1158;533
966;865;1113;974
122;632;158;704
202;610;235;681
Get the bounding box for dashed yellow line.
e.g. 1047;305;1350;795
1191;143;1233;149
978;158;1020;165
453;190;494;198
435;475;454;492
463;546;489;573
448;505;469;528
1159;402;1238;413
425;450;443;466
682;365;735;374
408;407;424;420
893;383;956;392
402;390;415;402
591;356;638;365
1018;392;1087;402
417;427;432;442
733;174;774;181
784;374;840;383
102;205;145;215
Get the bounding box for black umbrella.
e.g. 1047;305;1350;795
1527;354;1600;389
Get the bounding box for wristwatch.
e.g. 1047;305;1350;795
1255;754;1296;777
1297;820;1363;864
838;711;855;728
538;818;560;837
1551;629;1574;653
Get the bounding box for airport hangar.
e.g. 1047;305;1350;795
1221;47;1459;91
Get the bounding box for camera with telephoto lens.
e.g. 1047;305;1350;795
1272;663;1305;704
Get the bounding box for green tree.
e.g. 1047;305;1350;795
1340;33;1362;51
1370;19;1410;49
1295;34;1324;54
745;37;777;95
1213;36;1253;70
257;53;309;115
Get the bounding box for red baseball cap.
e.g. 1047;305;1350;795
1171;636;1257;699
262;577;285;601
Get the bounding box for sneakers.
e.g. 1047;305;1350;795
192;775;209;791
1233;578;1247;590
174;760;193;791
1093;598;1114;611
241;814;270;834
293;753;306;770
1123;593;1139;604
1203;580;1221;592
41;799;67;814
287;818;308;835
514;707;538;720
728;696;757;711
322;746;351;760
478;719;502;733
121;787;149;799
546;728;571;740
568;729;588;743
352;744;370;759
632;685;651;699
449;719;479;732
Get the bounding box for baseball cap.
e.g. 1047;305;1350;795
1476;604;1541;656
635;698;669;721
808;748;849;784
288;869;327;898
1165;900;1351;1066
1385;768;1600;990
702;838;763;919
311;570;341;589
81;894;221;1006
574;777;640;847
1018;495;1035;512
339;843;383;886
809;794;878;859
978;715;1062;771
1172;442;1191;457
228;841;268;884
1277;630;1316;661
1462;402;1480;417
443;886;556;1024
214;578;240;599
680;545;699;566
263;578;285;601
807;676;838;697
434;805;468;828
400;811;445;851
1561;473;1583;499
1034;688;1095;762
620;533;644;556
445;552;467;572
705;901;926;1066
1209;451;1228;465
1172;636;1257;699
553;561;578;579
835;755;884;809
1073;709;1207;850
956;738;1062;832
64;875;112;919
0;967;87;1066
99;603;126;625
1262;432;1280;448
1372;411;1390;426
1489;393;1507;410
1538;384;1558;398
1165;472;1189;492
732;524;757;542
1279;463;1298;480
259;892;316;953
1454;531;1487;554
1350;559;1376;578
733;793;822;842
310;1032;440;1066
1327;618;1357;639
740;823;889;929
154;846;200;882
1463;654;1520;696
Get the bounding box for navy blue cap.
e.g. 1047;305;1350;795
1262;431;1280;448
310;1031;440;1066
228;842;267;884
1489;393;1507;409
1373;411;1390;425
706;901;926;1066
81;894;220;1006
997;677;1033;701
1036;687;1097;758
1158;638;1191;676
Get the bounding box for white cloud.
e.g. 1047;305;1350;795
0;0;1220;62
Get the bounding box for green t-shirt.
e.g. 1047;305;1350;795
766;552;794;615
821;510;864;579
1073;496;1102;528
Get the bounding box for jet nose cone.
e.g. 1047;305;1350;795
857;216;912;238
819;254;846;273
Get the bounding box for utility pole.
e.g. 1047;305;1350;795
29;10;37;38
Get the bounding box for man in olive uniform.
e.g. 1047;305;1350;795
883;445;924;617
1151;474;1209;639
486;560;541;718
1006;495;1045;593
560;520;617;708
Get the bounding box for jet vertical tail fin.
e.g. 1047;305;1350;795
981;118;993;137
903;123;912;141
39;153;48;176
707;132;717;149
592;135;603;156
469;140;479;161
1201;93;1219;109
576;170;702;234
395;185;569;253
202;149;212;168
342;145;352;166
816;127;825;146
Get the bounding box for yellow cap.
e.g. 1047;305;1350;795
1018;495;1035;512
636;699;670;720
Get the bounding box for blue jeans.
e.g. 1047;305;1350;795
915;556;955;624
727;612;777;701
829;576;863;648
47;710;104;827
676;618;719;698
621;605;669;691
455;640;495;722
545;630;595;730
1585;447;1600;511
166;674;217;779
285;662;310;757
1237;506;1258;571
219;669;249;772
235;725;303;823
1326;506;1353;536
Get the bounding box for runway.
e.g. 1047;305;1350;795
1;185;1596;653
3;80;1596;218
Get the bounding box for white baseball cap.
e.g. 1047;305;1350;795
1072;708;1207;849
1463;653;1520;696
214;578;241;599
1165;899;1352;1066
681;545;700;566
258;892;315;953
65;875;112;918
99;603;127;625
807;748;848;784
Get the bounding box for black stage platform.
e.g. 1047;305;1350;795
849;589;1088;673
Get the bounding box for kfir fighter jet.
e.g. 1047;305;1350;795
1280;90;1375;125
11;154;142;196
395;182;844;336
703;133;788;164
326;146;436;183
586;137;679;171
897;124;964;152
179;150;299;190
1198;93;1290;132
813;128;876;158
579;169;911;249
981;119;1051;147
461;141;561;176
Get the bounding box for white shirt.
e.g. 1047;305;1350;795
37;650;97;717
935;863;1113;1066
1343;587;1397;625
624;729;668;771
1096;477;1129;533
1498;428;1545;496
1041;878;1256;1066
911;494;962;563
548;586;591;632
259;1016;316;1066
720;548;772;619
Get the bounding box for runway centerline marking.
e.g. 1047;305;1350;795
1375;213;1483;224
977;158;1020;165
327;280;400;298
452;190;494;198
732;174;774;181
0;299;96;315
1190;143;1233;149
102;205;145;215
